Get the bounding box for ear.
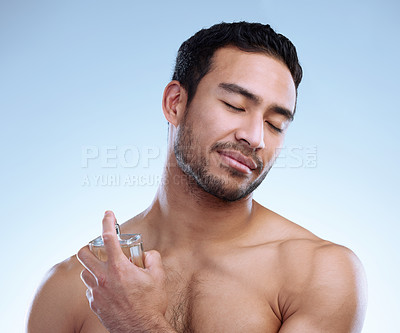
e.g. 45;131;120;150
162;80;188;127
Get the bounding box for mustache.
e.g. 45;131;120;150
210;141;263;171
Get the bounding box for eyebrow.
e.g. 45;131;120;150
218;82;294;122
269;105;294;122
218;83;261;104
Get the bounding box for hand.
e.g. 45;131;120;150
77;211;172;333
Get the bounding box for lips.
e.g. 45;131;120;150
217;150;257;173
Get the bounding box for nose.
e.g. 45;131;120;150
235;114;265;149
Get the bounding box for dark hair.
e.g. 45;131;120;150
172;21;303;106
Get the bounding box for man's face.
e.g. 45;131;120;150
174;46;296;201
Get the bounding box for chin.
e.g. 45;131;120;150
197;176;255;202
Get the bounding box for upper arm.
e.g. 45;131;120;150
279;245;367;333
27;256;87;333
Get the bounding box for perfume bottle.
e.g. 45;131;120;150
89;223;145;268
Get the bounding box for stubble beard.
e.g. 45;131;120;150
173;117;273;202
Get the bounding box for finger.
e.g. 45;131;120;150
143;250;165;281
77;245;104;276
80;269;98;289
102;210;124;262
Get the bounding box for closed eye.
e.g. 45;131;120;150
265;121;283;133
222;101;245;112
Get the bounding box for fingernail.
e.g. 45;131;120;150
104;210;111;216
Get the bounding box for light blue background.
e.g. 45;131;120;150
1;1;399;331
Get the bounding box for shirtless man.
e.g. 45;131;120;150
27;22;367;332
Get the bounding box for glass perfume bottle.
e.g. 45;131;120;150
89;223;145;268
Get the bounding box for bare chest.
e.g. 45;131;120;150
79;241;286;333
164;266;281;333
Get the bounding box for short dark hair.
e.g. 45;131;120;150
172;21;303;106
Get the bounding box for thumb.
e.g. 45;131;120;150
144;250;165;281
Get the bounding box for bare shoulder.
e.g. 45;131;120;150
253;203;367;332
27;255;90;333
279;241;367;332
278;237;367;299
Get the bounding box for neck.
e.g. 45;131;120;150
144;156;256;252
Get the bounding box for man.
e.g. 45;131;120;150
27;22;367;332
